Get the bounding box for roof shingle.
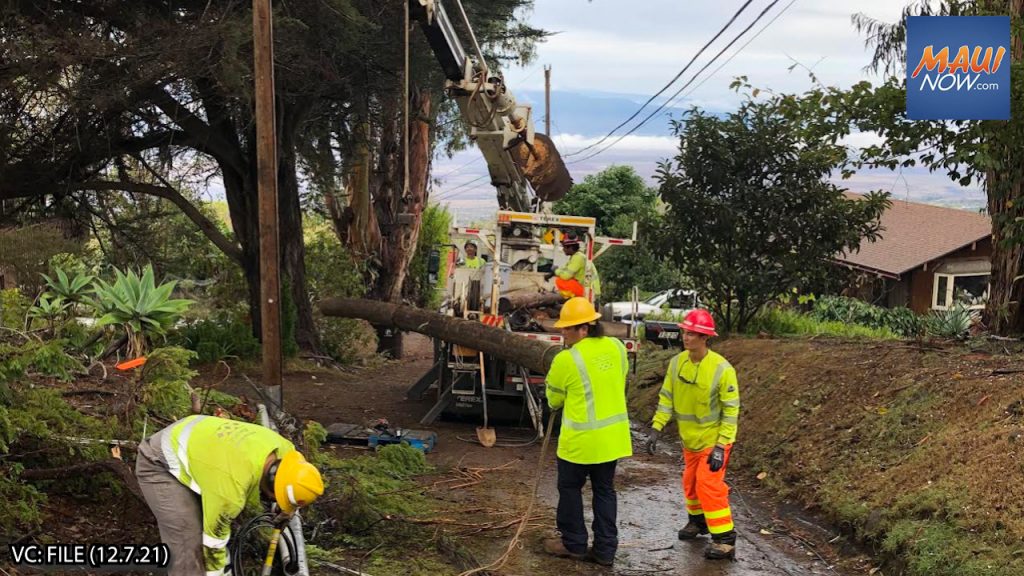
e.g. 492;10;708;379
838;193;991;277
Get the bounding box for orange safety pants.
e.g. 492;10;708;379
682;445;734;534
554;277;585;298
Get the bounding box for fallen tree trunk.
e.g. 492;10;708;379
319;298;561;373
21;458;146;503
498;291;562;314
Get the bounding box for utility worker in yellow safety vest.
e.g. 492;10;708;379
644;309;740;560
135;416;325;575
462;241;484;269
543;297;631;567
545;231;601;305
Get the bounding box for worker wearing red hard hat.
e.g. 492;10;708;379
644;309;740;560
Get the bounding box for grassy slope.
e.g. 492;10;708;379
628;337;1024;576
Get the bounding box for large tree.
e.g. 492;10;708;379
656;98;889;332
0;0;544;353
772;0;1024;334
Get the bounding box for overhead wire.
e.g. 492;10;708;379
564;0;756;158
567;0;785;166
647;0;800;125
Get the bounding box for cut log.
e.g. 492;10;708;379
498;292;562;314
319;298;561;373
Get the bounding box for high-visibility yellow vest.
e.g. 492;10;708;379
464;256;484;269
556;252;601;298
162;416;294;575
545;337;632;464
651;350;739;451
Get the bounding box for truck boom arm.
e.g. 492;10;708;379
409;0;572;211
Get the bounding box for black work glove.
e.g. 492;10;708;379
645;428;662;455
544;272;555;281
707;445;726;472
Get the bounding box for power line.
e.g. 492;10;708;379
434;174;489;202
567;0;784;166
564;0;756;158
651;0;799;124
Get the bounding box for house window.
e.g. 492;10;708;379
933;273;989;310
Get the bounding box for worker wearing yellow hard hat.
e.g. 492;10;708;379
135;416;324;575
543;297;631;567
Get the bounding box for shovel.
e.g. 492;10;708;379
476;351;496;447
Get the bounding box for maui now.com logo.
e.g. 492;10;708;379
906;16;1010;120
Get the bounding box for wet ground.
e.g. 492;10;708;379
222;334;870;576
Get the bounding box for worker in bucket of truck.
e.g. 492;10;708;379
135;416;325;575
461;241;484;269
543;297;631;567
645;309;740;560
545;231;602;305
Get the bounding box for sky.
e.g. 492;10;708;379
431;0;988;223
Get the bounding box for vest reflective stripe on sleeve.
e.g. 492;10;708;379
659;387;673;402
722;416;738;425
564;347;629;432
205;570;224;576
546;383;565;395
203;533;230;549
163;415;208;494
722;399;740;408
656;404;673;415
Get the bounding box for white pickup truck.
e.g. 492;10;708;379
605;288;699;324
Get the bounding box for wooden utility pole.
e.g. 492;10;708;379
253;0;283;407
544;65;551;135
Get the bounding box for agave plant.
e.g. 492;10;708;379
41;267;95;313
924;303;974;340
28;294;70;333
91;265;193;358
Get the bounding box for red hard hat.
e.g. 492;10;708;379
679;309;717;337
560;231;580;246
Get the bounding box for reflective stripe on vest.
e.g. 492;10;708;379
673;360;730;426
564;347;629;432
161;415;208;494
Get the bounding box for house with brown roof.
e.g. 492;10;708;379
836;194;992;314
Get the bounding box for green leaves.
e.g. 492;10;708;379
656;96;890;332
91;265;193;357
40;268;94;306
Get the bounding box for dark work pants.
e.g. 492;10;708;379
556;457;619;558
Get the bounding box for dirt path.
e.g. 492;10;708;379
216;334;869;575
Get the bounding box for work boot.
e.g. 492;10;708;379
704;531;737;560
678;514;710;540
543;538;585;561
585;547;614;567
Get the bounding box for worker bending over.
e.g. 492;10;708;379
544;297;631;566
136;415;325;575
645;310;740;560
545;231;601;305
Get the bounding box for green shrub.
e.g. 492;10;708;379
177;315;260;364
747;308;897;339
0;340;84;383
1;288;31;329
138;346;198;422
811;296;921;337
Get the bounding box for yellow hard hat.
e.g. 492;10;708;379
553;297;601;328
274;451;325;514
